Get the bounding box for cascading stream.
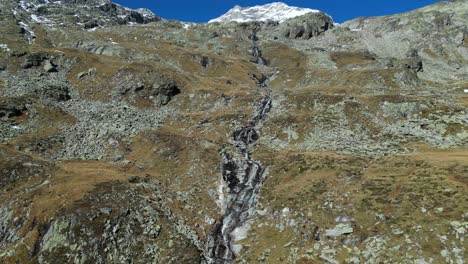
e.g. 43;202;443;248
205;30;273;264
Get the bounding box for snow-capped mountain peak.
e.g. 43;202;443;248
208;2;321;23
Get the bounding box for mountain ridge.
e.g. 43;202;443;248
209;2;325;23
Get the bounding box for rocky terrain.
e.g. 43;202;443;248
0;0;467;263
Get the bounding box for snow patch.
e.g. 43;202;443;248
108;38;119;45
31;14;52;24
0;44;10;52
231;220;252;242
18;22;36;44
209;2;322;23
20;1;29;11
215;179;226;211
182;23;192;30
135;8;155;18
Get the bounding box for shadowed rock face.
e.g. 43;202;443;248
0;0;467;263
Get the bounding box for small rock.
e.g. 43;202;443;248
256;209;267;216
282;207;290;216
456;132;468;140
450;221;466;235
128;176;140;183
325;224;353;237
319;255;339;264
76;67;97;79
43;60;57;72
99;208;112;215
335;215;352;223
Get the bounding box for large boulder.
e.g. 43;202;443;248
21;53;47;69
153;78;181;105
404;49;423;72
280;12;334;39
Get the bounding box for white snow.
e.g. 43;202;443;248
108;38;119;45
31;14;52;24
19;22;36;43
215;179;226;211
135;8;155;18
209;2;321;23
231;222;251;242
182;23;192;30
20;1;29;11
0;44;10;52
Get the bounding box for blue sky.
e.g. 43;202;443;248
113;0;439;23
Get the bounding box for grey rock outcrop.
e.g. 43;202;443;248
280;12;334;39
4;0;161;31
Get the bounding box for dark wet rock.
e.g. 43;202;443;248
0;104;27;119
21;53;47;69
153;78;181;105
252;96;272;123
404;49;423;72
251;45;267;65
98;2;118;15
84;20;99;30
221;151;240;190
233;126;259;146
200;56;213;69
128;176;141;183
127;11;145;24
35;5;49;15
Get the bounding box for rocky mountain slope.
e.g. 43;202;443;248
0;0;467;263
